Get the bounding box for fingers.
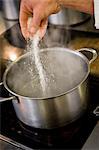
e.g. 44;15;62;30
39;18;48;38
28;10;48;39
19;9;29;38
29;10;42;36
19;0;61;39
19;2;48;39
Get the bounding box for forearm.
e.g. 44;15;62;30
59;0;94;14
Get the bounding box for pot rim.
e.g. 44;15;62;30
3;47;90;100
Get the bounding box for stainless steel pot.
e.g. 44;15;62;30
48;8;90;26
0;47;97;129
0;58;12;98
2;0;20;20
0;58;8;83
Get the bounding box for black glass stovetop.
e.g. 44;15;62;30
0;100;98;149
0;22;99;149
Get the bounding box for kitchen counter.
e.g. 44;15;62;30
0;134;32;150
82;122;99;150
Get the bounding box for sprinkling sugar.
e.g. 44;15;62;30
27;31;47;93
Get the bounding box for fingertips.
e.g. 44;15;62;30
20;9;48;39
28;10;42;36
20;21;29;39
30;27;37;35
39;19;48;39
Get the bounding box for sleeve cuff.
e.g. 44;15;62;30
94;0;99;29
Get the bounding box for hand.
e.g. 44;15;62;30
20;0;61;39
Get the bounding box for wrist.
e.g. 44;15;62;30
58;0;71;7
58;0;94;14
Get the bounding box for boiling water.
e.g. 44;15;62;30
7;45;87;98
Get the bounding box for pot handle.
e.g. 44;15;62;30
0;82;15;102
93;106;99;116
77;48;97;64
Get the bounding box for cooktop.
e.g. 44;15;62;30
0;99;98;149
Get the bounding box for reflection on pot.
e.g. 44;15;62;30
0;36;23;61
